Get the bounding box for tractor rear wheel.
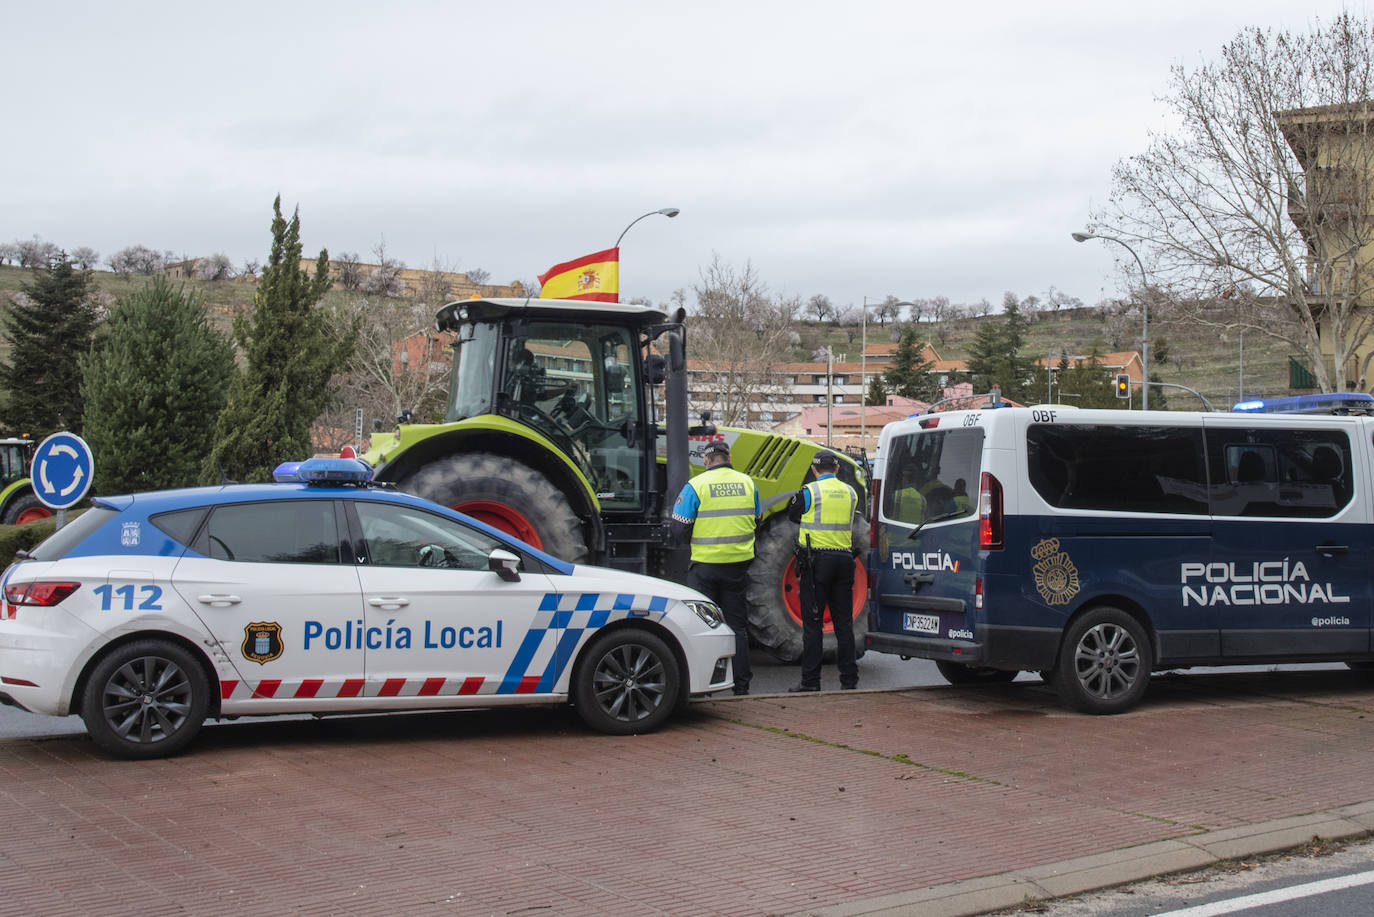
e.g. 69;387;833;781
2;492;52;526
746;518;870;663
401;453;589;563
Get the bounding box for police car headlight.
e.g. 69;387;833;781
684;600;724;628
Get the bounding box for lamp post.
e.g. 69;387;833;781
615;207;680;248
1072;231;1151;410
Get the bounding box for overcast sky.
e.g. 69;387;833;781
0;1;1362;313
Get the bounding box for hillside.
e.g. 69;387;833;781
0;264;1295;410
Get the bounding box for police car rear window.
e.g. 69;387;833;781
26;507;119;561
150;508;209;547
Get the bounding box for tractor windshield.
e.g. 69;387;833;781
500;322;644;512
445;321;500;422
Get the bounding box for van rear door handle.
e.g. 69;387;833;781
904;572;935;590
1317;544;1348;557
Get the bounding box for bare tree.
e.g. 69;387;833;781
689;255;798;426
807;293;833;323
414;256;455;307
362;241;406;297
70;247;100;270
241;258;261;279
875;295;903;326
325;296;452;440
334;252;363;291
1096;14;1374;391
0;243;18;265
196;253;234;281
465;267;491;285
108;245;165;276
17;236;59;268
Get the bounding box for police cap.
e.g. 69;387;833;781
812;449;840;468
703;440;731;458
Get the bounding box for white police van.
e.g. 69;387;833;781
867;394;1374;713
0;458;735;758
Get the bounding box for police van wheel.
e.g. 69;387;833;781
1053;607;1152;714
80;640;210;759
573;629;681;735
935;660;1018;685
746;521;870;664
402;453;589;563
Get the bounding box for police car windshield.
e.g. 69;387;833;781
26;506;118;562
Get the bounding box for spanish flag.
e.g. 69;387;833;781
538;247;619;302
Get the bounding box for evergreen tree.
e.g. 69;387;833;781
865;373;888;406
1054;349;1122;409
205;197;357;482
965;301;1034;403
883;327;940;402
80;277;235;493
0;255;99;436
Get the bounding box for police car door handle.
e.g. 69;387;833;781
1317;544;1349;557
368;596;410;609
197;594;241;607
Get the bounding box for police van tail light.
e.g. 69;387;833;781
869;479;882;547
974;576;984;610
978;472;1003;551
3;580;80;616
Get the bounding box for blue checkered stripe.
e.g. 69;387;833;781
497;592;671;694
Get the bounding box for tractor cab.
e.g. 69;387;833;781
436;298;670;516
0;439;32;487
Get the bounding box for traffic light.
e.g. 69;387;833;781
1115;373;1131;399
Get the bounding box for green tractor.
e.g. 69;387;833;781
361;297;869;662
0;437;52;526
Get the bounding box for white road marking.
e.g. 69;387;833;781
1150;868;1374;916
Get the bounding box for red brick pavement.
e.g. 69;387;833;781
0;669;1371;916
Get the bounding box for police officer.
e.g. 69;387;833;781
787;449;859;692
669;440;761;695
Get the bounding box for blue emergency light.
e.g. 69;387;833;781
272;457;373;484
1231;392;1374;415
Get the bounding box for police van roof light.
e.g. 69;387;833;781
1231;392;1374;415
272;457;373;484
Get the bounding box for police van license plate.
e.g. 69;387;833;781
903;613;940;635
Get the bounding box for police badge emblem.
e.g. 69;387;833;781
242;622;283;664
1031;538;1080;606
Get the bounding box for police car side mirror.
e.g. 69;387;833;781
488;548;521;582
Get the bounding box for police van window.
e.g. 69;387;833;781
1026;425;1208;515
881;428;983;525
353;501;511;571
1206;428;1351;518
198;501;342;564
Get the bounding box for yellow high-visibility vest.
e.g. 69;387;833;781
687;466;757;563
798;476;856;550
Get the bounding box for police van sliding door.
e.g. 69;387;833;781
1202;417;1370;658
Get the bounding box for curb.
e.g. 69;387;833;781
789;802;1374;917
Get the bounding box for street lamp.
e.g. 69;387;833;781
615;207;680;248
1073;230;1151;410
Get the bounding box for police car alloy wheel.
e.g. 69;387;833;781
81;639;210;759
573;629;681;735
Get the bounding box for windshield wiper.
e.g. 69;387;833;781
905;509;962;542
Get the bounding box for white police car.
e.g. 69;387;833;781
0;458;734;758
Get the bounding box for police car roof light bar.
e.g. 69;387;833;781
1231;392;1374;415
272;457;374;485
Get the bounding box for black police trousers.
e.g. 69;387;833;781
798;549;857;689
687;560;752;691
